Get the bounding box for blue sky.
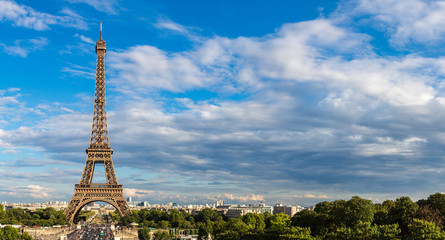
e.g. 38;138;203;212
2;0;445;206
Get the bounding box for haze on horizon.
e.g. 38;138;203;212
1;0;445;206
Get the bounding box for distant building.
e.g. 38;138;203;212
224;204;273;218
216;200;224;206
137;201;149;207
273;204;298;217
225;209;243;218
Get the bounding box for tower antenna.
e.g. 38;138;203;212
100;21;103;39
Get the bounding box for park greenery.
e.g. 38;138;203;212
77;210;95;222
0;226;33;240
0;204;67;226
118;193;445;240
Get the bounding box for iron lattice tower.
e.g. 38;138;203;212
65;22;131;224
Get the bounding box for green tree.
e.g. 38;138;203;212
330;200;347;228
7;208;25;223
279;226;314;240
196;208;222;223
214;218;248;240
389;197;418;224
374;200;395;226
20;231;33;240
326;221;378;240
153;230;172;240
0;226;20;240
138;227;151;240
314;201;334;216
408;219;445;240
325;226;353;240
178;220;194;229
142;220;156;227
326;222;400;240
388;196;418;237
0;205;7;224
414;205;443;229
211;220;226;237
121;214;136;226
378;224;401;240
424;193;445;218
292;208;328;237
198;221;214;240
269;213;291;231
157;220;170;229
169;209;185;228
242;213;265;233
313;200;338;232
243;213;257;231
343;196;375;228
109;211;120;222
262;211;271;220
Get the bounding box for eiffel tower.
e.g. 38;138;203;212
64;22;131;224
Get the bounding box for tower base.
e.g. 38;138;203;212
64;184;131;224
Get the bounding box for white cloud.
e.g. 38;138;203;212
227;20;436;106
6;88;20;92
153;17;202;42
356;136;427;157
345;0;445;47
62;64;95;78
109;18;441;110
212;193;265;202
154;17;189;34
0;37;48;57
0;1;87;30
294;194;332;199
8;185;55;199
109;46;209;92
123;188;154;198
2;149;17;154
74;34;94;44
66;0;119;14
0;139;11;147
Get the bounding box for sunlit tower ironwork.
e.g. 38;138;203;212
64;22;131;224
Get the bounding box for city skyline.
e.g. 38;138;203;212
1;0;445;206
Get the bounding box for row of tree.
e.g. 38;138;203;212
293;193;445;239
0;205;68;226
3;193;445;239
0;226;33;240
116;193;445;239
77;210;95;222
137;228;177;240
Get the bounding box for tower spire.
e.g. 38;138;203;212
90;22;108;149
100;21;102;39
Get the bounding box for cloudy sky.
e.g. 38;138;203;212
2;0;445;206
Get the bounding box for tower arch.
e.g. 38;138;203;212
68;198;124;224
